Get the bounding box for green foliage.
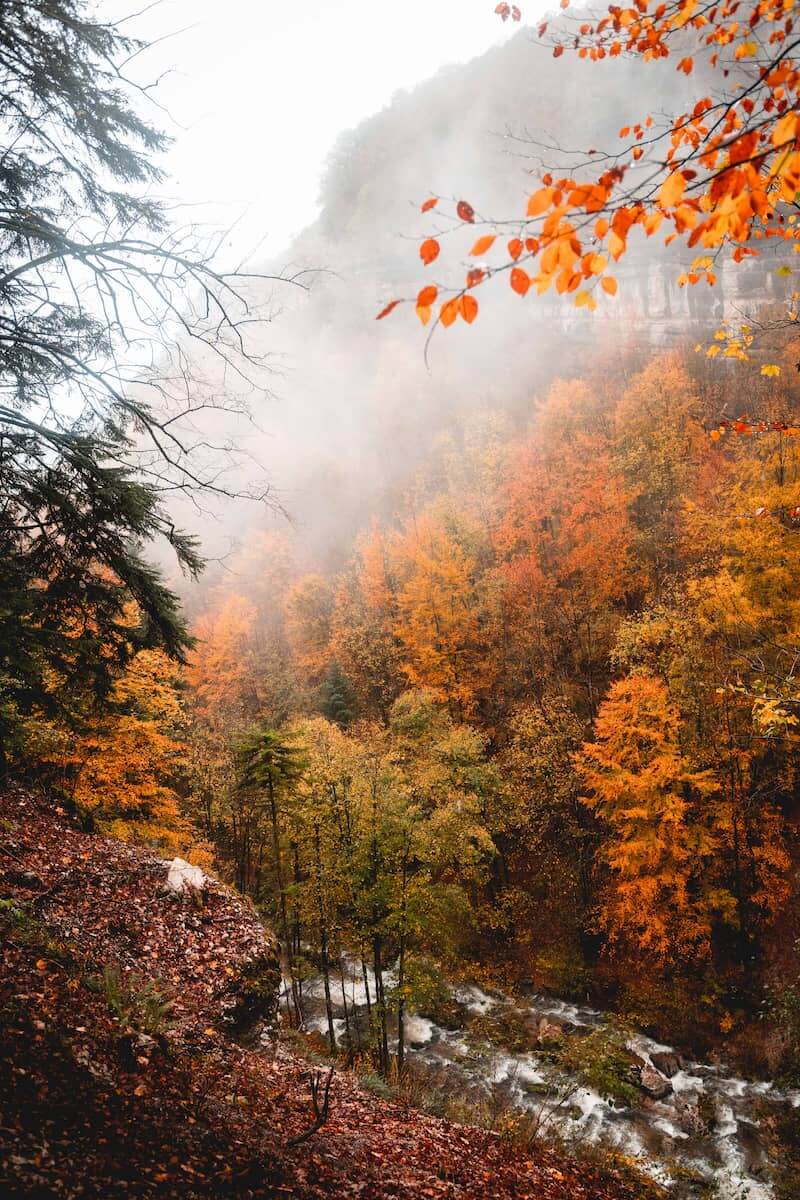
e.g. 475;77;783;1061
90;965;174;1037
318;662;357;727
556;1022;641;1108
399;956;466;1030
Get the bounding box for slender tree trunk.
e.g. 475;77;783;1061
339;956;353;1054
372;935;389;1078
313;823;336;1054
360;950;373;1037
267;775;302;1026
396;846;409;1076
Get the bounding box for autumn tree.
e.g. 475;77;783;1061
391;511;493;720
30;646;207;861
493;378;637;710
235;726;307;1022
577;673;724;964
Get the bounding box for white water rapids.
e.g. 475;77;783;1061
286;963;799;1198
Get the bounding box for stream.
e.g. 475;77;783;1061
290;962;800;1198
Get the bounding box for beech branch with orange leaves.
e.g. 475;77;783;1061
378;0;800;346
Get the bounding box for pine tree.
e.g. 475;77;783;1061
0;1;284;766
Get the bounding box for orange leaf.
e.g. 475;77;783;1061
608;230;625;260
417;285;438;307
508;237;524;260
527;187;554;217
657;172;687;208
420;197;438;212
470;234;496;256
420;238;440;265
601;275;618;295
440;298;460;327
416;304;432;326
460;294;479;323
376;299;402;320
510;267;531;295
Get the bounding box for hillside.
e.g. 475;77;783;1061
0;786;659;1200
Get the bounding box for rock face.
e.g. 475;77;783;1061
650;1050;684;1078
639;1063;673;1099
226;951;282;1037
165;857;206;894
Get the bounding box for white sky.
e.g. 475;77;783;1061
109;0;530;262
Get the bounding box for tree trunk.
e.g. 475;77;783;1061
267;775;302;1026
313;823;336;1054
372;936;389;1078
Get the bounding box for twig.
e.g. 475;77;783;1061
285;1068;334;1148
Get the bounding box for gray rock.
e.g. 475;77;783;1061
639;1062;673;1099
650;1050;684;1078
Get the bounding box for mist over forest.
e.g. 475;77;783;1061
4;5;800;1200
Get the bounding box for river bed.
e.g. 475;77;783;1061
288;962;799;1198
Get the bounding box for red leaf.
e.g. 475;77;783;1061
417;285;438;307
510;267;531;296
508;237;523;261
376;299;402;320
460;294;479;323
466;268;485;288
420;238;440;265
457;200;476;223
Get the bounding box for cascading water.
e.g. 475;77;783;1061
289;963;800;1199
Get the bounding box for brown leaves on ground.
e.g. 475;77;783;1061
0;787;659;1199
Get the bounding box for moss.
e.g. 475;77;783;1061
466;1005;539;1054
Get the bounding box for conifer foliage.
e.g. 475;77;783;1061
0;1;284;766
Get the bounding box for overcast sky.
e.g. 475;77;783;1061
109;0;535;261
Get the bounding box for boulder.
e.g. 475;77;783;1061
537;1016;564;1047
650;1049;684;1078
675;1093;711;1136
639;1062;673;1099
165;857;206;895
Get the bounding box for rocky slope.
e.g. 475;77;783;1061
0;785;659;1199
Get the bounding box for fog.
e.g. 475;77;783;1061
113;4;791;601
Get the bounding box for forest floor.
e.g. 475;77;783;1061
0;785;661;1200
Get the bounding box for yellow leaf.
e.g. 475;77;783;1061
773;112;798;147
760;363;781;377
657;172;687;208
